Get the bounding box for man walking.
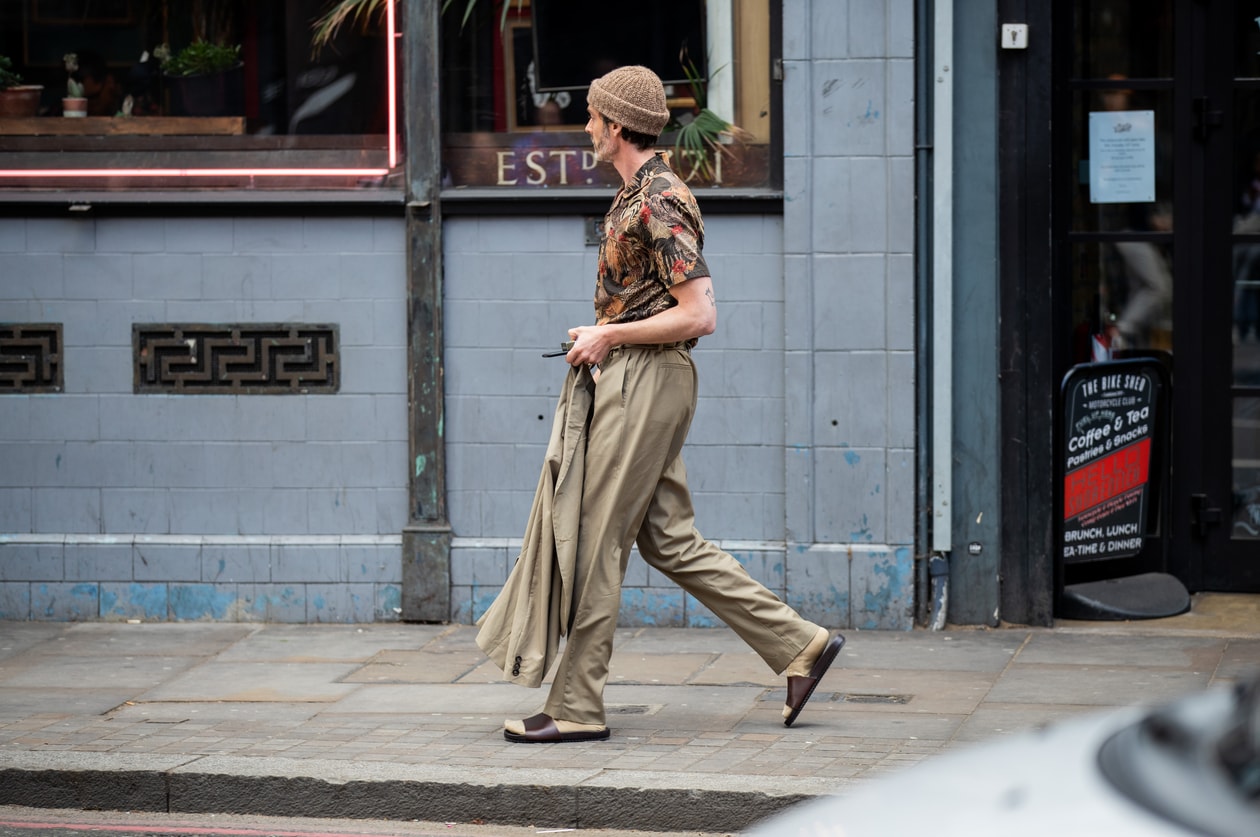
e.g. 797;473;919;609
481;65;844;743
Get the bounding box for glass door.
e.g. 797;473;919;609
1062;0;1177;583
1060;0;1260;592
1199;1;1260;590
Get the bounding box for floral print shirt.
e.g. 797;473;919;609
594;154;710;339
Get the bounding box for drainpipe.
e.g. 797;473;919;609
929;0;954;630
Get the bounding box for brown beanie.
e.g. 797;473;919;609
587;65;670;136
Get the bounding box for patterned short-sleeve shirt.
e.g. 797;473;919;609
595;154;710;336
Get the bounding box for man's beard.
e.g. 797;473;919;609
592;132;613;162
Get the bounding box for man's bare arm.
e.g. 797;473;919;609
566;277;717;366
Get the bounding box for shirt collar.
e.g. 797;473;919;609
622;153;669;196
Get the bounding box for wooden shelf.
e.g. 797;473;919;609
0;117;246;136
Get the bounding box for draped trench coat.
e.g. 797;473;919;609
474;364;595;687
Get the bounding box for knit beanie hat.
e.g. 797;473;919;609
587;65;670;136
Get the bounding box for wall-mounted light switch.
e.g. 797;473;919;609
1001;23;1029;50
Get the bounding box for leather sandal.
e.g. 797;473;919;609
784;633;846;727
504;712;610;743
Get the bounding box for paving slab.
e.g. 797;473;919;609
411;625;489;652
138;662;363;703
0;625;64;661
1215;638;1260;681
951;703;1098;742
609;653;715;685
0;689;137;718
686;652;782;686
326;683;542;715
215;625;430;662
47;623;255;658
796;711;963;740
811;668;997;715
343;650;489;684
104;700;325;724
832;630;1027;672
613;627;754;654
3;655;200;691
1014;632;1227;669
984;664;1211;706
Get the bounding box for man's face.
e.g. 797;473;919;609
585;107;617;162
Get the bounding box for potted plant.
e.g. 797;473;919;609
669;52;746;184
62;54;87;117
0;55;44;118
159;40;244;116
155;0;244;116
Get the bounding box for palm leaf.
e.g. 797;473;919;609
313;0;524;55
669;47;737;182
311;0;390;55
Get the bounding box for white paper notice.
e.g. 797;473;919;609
1089;110;1156;204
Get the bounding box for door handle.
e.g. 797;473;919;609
1195;97;1224;142
1191;493;1223;537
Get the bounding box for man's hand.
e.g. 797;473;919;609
566;323;616;367
564;277;717;366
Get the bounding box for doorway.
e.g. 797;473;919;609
1058;0;1260;593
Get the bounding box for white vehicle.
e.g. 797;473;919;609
752;675;1260;836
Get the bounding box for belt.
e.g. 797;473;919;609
611;341;690;353
598;342;689;376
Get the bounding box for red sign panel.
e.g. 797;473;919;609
1064;438;1152;519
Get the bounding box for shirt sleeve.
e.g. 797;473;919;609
645;190;710;288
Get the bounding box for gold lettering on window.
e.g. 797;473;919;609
496;151;518;185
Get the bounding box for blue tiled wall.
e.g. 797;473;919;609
0;215;408;622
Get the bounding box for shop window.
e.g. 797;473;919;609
0;0;401;192
440;0;777;192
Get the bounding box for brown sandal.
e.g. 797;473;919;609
784;633;846;727
504;712;610;743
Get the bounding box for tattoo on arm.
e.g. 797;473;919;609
705;287;716;308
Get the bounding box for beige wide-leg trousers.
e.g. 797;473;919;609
542;345;821;726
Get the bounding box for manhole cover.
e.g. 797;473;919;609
607;705;655;715
832;693;912;705
762;690;912;705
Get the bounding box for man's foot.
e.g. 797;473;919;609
783;628;845;726
504;712;609;743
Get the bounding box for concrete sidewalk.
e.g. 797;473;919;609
1;594;1259;833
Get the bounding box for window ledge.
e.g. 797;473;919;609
0;189;405;207
439;187;784;215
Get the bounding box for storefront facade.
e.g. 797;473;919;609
7;1;1247;629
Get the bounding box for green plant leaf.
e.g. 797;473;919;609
165;41;241;77
0;55;24;89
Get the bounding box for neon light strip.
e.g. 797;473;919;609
0;6;399;180
1;169;390;178
387;0;398;168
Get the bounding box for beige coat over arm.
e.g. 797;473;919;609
475;364;595;687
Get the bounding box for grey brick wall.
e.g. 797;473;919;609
0;215;408;621
782;0;917;628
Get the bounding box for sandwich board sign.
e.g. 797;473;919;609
1061;359;1163;563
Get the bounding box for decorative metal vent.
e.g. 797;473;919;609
134;324;339;394
0;324;63;393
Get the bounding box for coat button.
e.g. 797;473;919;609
515;655;522;663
